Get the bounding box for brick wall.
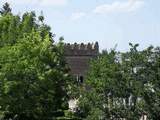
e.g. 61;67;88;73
64;42;99;80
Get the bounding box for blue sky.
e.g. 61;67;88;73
0;0;160;51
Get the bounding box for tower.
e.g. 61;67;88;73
64;42;99;83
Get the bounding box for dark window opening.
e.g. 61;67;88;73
79;76;83;83
76;75;84;84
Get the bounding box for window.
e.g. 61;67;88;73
79;76;83;83
76;75;84;84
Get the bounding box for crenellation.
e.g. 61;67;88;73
94;41;99;50
87;43;92;50
64;42;99;56
79;43;84;49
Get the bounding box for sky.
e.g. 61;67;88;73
0;0;160;51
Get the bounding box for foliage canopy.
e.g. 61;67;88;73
0;3;71;120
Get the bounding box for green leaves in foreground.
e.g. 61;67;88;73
0;4;71;119
77;45;160;120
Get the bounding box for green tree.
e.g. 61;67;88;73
77;44;150;120
0;3;71;120
142;46;160;119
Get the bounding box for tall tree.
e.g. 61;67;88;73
0;3;71;120
76;44;151;120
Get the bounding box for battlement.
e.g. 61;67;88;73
64;42;99;56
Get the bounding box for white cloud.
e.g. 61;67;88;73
1;0;68;6
39;0;67;6
93;0;144;14
71;12;86;21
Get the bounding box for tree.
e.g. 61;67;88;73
76;44;150;120
76;43;160;120
0;8;51;47
142;46;160;119
0;2;11;15
0;4;71;120
38;11;44;23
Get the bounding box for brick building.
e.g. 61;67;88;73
64;42;99;83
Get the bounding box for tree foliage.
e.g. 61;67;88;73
0;2;11;15
77;44;160;120
0;3;70;120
